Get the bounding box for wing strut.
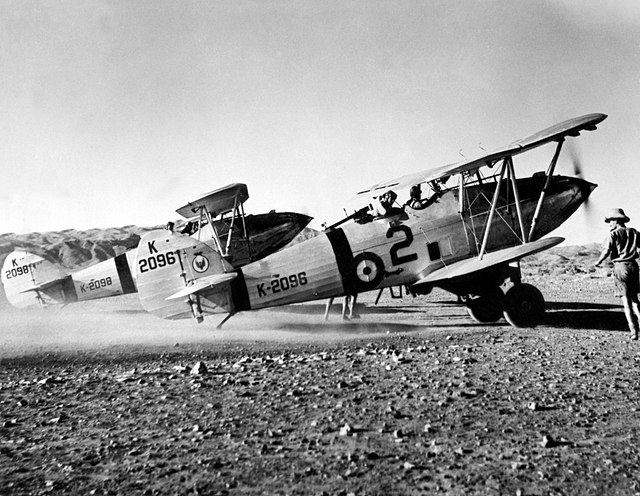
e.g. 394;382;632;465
29;270;48;308
176;247;204;323
239;201;251;260
528;139;564;240
224;194;239;256
204;207;225;255
506;157;528;244
478;160;508;259
211;194;251;261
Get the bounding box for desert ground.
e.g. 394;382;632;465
2;262;640;495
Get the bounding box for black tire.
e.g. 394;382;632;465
503;283;545;328
466;287;505;323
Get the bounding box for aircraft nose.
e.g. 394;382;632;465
293;213;313;229
577;178;597;201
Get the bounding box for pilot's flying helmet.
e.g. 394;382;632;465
382;190;397;203
410;184;421;199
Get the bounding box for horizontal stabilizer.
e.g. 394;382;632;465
166;272;237;300
413;237;564;285
19;276;69;294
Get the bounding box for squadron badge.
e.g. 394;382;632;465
192;254;209;273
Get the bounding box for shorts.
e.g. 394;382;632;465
613;261;639;300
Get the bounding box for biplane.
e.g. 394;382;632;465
1;183;311;309
132;113;606;328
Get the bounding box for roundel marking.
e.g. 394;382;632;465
192;254;210;273
352;252;385;291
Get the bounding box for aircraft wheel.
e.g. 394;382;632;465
466;287;505;323
503;283;545;328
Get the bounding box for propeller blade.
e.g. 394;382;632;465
566;140;596;223
567;140;583;177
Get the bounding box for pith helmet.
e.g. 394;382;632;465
604;208;630;223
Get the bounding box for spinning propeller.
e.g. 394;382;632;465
567;140;595;220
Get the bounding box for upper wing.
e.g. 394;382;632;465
412;237;564;286
176;183;249;219
355;113;607;198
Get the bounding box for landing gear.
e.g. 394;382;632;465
464;283;545;327
466;287;505;323
502;283;545;327
449;264;546;327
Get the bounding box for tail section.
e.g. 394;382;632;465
2;250;139;309
135;230;237;322
70;251;138;302
1;251;71;308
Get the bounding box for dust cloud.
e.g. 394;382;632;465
0;293;430;359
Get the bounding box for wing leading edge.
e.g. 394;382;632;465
413;237;564;286
356;113;607;198
166;273;238;300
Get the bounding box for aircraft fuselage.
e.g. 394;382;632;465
232;174;594;312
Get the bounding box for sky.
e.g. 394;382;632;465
1;0;639;244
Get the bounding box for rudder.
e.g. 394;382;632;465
1;251;71;308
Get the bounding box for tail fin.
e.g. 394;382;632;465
135;230;237;321
1;251;71;308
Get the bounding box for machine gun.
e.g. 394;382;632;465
324;206;372;231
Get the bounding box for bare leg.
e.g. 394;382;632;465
621;296;639;339
324;297;334;321
633;304;640;328
341;296;350;320
632;297;640;340
350;294;359;319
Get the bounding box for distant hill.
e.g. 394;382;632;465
523;243;603;276
0;226;161;270
0;225;321;272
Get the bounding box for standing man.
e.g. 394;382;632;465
595;208;640;340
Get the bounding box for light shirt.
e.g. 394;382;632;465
605;225;639;263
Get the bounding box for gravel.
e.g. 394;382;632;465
2;275;640;495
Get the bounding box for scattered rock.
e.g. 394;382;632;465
541;435;556;448
190;362;208;375
339;424;352;436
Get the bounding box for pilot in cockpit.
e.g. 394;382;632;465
405;185;424;209
180;220;199;235
373;190;399;217
405;182;441;211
